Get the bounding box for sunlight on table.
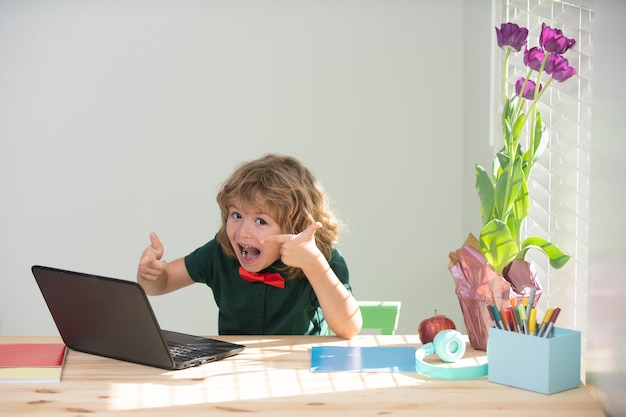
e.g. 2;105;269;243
106;336;454;411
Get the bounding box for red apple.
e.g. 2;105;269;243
418;309;456;344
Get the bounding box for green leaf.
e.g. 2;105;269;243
495;149;509;171
501;98;516;152
478;219;519;274
511;113;526;141
499;180;528;247
531;111;548;165
493;156;524;220
505;213;519;245
511;177;530;224
475;165;495;225
517;236;572;269
505;178;529;246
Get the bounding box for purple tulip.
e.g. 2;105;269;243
539;23;576;55
515;77;542;100
523;47;545;72
496;22;529;52
546;55;577;82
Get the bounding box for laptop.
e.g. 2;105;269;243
31;265;245;370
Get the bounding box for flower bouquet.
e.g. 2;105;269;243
449;22;576;350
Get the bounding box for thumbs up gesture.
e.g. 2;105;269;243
138;232;169;281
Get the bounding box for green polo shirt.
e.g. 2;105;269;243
184;237;351;335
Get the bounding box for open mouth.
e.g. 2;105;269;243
239;244;261;262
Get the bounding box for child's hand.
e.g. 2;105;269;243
262;222;323;269
138;232;169;281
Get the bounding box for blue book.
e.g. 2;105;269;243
310;346;416;372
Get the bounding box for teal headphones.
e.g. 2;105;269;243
415;330;488;379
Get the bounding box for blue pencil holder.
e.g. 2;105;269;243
487;326;581;395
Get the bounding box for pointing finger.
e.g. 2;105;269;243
298;222;322;239
261;233;293;245
262;222;322;245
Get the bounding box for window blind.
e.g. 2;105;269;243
494;0;594;375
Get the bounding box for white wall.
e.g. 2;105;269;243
2;1;623;415
0;0;468;337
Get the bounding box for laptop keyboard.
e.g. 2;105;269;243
168;344;216;362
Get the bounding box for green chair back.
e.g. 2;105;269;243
358;301;401;335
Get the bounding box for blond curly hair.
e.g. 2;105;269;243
216;154;342;279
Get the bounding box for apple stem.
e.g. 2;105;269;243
434;309;437;316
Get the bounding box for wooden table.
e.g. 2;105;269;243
0;335;606;416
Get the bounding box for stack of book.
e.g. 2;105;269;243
0;343;67;383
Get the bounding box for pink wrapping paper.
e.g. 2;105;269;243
449;236;542;350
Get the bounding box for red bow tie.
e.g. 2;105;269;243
238;266;285;289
